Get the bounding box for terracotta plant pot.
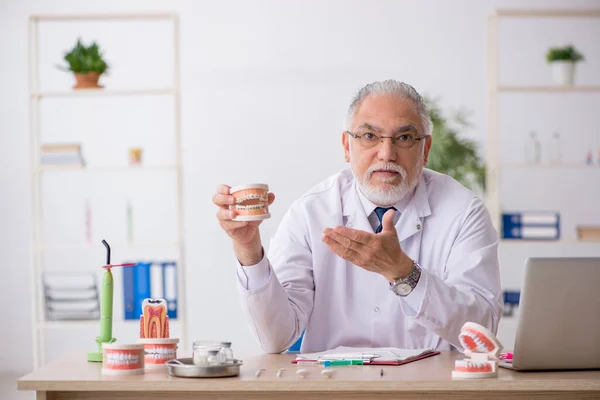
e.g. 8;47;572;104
73;72;103;89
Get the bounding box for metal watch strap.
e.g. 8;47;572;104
390;260;422;297
406;261;421;286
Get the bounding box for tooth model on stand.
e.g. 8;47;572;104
138;298;179;369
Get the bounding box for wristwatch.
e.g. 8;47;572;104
390;260;422;297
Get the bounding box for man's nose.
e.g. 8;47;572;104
377;137;396;161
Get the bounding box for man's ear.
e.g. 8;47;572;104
342;131;350;163
422;135;432;165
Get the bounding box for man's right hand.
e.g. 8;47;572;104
213;184;275;265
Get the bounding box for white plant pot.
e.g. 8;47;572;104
550;61;576;85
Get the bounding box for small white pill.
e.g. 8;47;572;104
296;368;309;378
321;369;334;378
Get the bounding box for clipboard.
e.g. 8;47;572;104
292;348;440;366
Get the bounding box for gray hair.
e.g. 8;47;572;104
344;80;432;136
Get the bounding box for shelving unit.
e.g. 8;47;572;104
497;85;600;93
486;8;600;231
28;12;186;368
486;8;600;350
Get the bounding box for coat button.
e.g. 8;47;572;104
416;224;422;230
374;307;380;313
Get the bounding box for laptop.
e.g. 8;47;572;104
499;257;600;371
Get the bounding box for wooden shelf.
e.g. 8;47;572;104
494;9;600;18
31;12;176;21
37;241;181;251
500;239;600;245
30;88;175;99
34;165;178;174
39;319;180;330
500;163;599;169
497;85;600;93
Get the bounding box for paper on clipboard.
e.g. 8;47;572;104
293;346;439;365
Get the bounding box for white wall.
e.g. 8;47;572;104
1;0;598;374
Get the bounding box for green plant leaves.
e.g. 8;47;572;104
61;38;109;74
546;44;584;63
425;97;486;192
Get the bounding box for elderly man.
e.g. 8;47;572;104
213;80;502;353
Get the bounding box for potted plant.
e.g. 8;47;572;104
59;38;109;89
546;44;584;86
425;97;486;194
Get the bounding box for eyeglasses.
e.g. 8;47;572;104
346;130;427;149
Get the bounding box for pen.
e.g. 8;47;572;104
318;354;378;360
322;360;364;366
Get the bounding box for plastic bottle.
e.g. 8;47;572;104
207;350;220;365
218;342;234;364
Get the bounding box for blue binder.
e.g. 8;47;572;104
502;212;560;240
162;261;178;319
133;262;151;319
122;263;136;320
122;261;177;320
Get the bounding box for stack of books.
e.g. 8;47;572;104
576;226;600;242
40;143;85;167
43;272;100;321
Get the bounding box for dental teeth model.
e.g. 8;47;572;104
452;322;503;379
230;184;271;221
138;298;179;369
102;343;145;375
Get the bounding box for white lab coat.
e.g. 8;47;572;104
236;168;503;354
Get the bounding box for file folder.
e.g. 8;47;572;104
502;211;560;240
163;261;178;319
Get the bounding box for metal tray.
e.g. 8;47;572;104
166;358;243;378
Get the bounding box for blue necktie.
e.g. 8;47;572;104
374;207;396;233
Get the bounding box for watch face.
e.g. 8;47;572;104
394;283;412;296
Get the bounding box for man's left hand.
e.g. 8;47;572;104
321;209;413;283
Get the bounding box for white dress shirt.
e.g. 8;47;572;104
236;168;503;354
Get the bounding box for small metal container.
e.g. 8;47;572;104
166;358;243;378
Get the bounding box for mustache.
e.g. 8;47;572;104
366;162;407;179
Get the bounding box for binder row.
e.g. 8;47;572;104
122;261;178;320
502;211;560;240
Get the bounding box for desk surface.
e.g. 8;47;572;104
18;351;600;400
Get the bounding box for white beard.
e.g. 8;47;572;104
353;159;424;206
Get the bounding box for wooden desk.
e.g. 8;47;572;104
18;351;600;399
